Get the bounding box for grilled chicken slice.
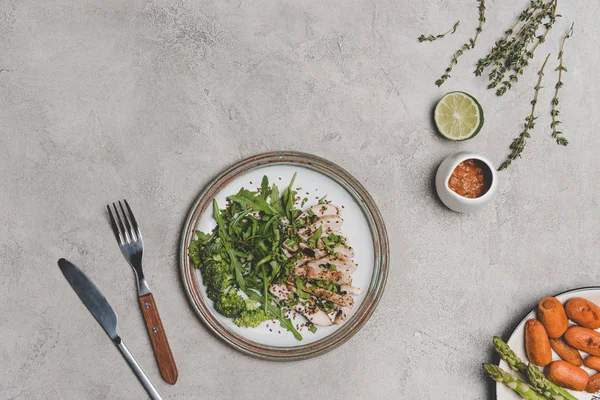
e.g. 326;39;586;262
293;256;312;268
299;216;343;240
312;215;343;234
307;256;358;274
340;285;362;295
332;245;354;259
333;306;351;325
304;284;354;308
269;283;332;326
309;242;352;259
313;248;327;259
298;204;340;221
293;265;353;285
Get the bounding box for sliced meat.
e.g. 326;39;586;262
269;283;333;326
312;216;343;234
332;245;354;259
313;248;327;259
269;283;292;301
298;305;333;326
334;306;351;325
316;238;325;249
293;256;312;268
313;243;352;259
305;284;354;308
293;265;353;285
298;204;340;221
307;256;358;274
298;216;343;240
340;285;362;295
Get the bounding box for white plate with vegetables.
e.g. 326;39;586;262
495;288;600;400
180;152;389;360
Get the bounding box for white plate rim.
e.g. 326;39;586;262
179;151;390;361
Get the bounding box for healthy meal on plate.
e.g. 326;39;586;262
485;296;600;398
188;173;361;341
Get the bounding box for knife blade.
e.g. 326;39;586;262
58;258;119;341
58;258;163;400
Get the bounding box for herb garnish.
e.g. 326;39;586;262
551;23;573;146
418;21;460;43
435;0;486;86
475;0;558;96
499;54;551;171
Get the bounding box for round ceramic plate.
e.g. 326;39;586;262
180;152;389;360
497;287;600;399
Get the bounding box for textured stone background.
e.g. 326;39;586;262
1;0;599;399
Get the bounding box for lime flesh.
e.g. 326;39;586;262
434;92;484;141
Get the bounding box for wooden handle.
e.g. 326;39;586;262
138;293;178;384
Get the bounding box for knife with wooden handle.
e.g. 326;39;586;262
58;258;163;400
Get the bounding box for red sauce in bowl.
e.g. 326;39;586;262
448;159;491;199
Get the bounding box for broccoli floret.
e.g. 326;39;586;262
201;260;235;302
189;233;224;272
203;261;233;290
244;299;260;311
214;288;245;318
234;308;269;328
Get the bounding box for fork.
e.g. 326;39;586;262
107;200;178;385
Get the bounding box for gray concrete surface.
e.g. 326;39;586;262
1;0;599;399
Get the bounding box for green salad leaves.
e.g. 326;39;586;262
188;174;304;340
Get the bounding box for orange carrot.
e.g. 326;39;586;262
545;360;588;391
537;297;568;338
585;356;600;371
564;326;600;357
565;298;600;329
525;319;552;366
549;338;583;366
587;373;600;393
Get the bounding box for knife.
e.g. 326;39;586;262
58;258;163;400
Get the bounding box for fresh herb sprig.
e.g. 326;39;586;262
475;0;559;96
435;0;486;86
551;23;574;146
419;21;460;42
499;54;551;171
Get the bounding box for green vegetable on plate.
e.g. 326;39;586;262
188;173;360;340
188;174;303;338
484;363;546;400
492;336;577;400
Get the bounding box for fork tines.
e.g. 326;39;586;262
107;200;141;245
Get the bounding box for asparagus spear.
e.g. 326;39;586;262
484;364;547;400
494;336;528;374
493;336;577;400
527;363;578;400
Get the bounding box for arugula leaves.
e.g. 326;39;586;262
189;174;304;340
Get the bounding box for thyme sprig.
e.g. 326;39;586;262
419;21;460;42
475;0;559;96
499;54;551;171
551;23;574;146
435;0;486;86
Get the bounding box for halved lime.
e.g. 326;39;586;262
434;91;484;141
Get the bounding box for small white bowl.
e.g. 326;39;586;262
435;151;498;213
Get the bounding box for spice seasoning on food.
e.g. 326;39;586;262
448;159;492;198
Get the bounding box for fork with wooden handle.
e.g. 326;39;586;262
107;200;178;384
